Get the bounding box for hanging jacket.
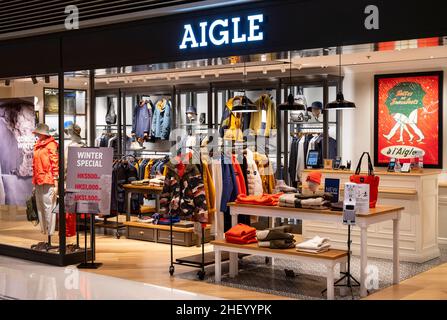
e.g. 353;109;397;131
132;101;153;138
219;97;250;141
159;155;208;223
231;154;247;196
245;149;263;196
250;94;277;137
220;156;239;213
253;152;276;194
151;99;171;140
32;136;59;185
202;159;216;216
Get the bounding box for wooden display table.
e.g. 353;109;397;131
212;240;348;300
124;221;211;247
301;169;440;263
122;184;163;221
227;203;403;297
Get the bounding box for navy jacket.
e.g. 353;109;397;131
220;155;239;213
132;102;153;138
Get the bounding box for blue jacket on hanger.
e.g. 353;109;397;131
132;102;153;138
220;155;239;213
151;99;171;140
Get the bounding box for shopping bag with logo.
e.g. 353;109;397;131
349;152;380;208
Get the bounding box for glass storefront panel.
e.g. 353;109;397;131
0;74;60;252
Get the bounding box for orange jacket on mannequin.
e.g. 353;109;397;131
32;136;59;185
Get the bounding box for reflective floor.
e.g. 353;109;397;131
0;256;219;300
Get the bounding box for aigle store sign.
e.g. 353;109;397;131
179;14;264;50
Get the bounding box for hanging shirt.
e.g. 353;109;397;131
295;136;306;182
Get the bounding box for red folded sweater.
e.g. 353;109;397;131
225;230;256;242
225;223;256;238
225;235;258;244
236;193;284;206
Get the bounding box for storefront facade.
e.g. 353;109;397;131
0;0;447;299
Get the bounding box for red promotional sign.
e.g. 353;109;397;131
374;72;443;168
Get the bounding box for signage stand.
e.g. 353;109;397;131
77;203;102;269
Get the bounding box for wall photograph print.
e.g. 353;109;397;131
374;71;443;168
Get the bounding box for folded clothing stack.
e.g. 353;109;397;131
296;192;333;201
273;180;297;194
236;193;283;206
157;216;181;225
149;176;165;187
137;216;154;223
225;223;257;244
278;193;332;209
152;213;181;225
296;236;331;254
256;226;296;249
131;179;150;186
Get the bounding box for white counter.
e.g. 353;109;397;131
301;169;441;263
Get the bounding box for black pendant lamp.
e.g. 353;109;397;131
279;54;305;111
326;48;356;110
232;61;258;113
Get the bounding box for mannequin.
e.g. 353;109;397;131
31;123;59;252
64;124;85;251
307;101;323;123
64;123;85;173
306;171;322;194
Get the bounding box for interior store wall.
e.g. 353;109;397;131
341;65;447;242
341;67;447;176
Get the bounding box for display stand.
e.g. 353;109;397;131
322;224;360;299
77;203;102;269
169;218;208;280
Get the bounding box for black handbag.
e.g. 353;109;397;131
105;98;117;125
26;192;39;226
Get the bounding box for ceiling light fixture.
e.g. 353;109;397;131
232;60;258;113
325;47;356;110
281;65;286;73
262;67;267;75
215;71;220;78
279;53;305;111
31;76;38;84
201;72;205;79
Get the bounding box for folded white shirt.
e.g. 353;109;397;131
296;235;331;250
296;243;331;253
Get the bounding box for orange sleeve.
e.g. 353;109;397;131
48;142;59;180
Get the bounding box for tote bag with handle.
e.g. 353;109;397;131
350;152;380;208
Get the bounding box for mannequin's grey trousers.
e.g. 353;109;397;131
35;184;56;235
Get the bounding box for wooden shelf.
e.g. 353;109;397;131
123;221;210;233
439;181;447;188
211;240;347;260
122;184;163;193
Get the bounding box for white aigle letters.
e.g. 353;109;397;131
179;14;264;49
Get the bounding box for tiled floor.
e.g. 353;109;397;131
0;256;219;300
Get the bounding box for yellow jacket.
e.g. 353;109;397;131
220;97;245;141
250;94;277;137
202;160;216;215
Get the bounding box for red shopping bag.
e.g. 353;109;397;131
350;152;380;208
